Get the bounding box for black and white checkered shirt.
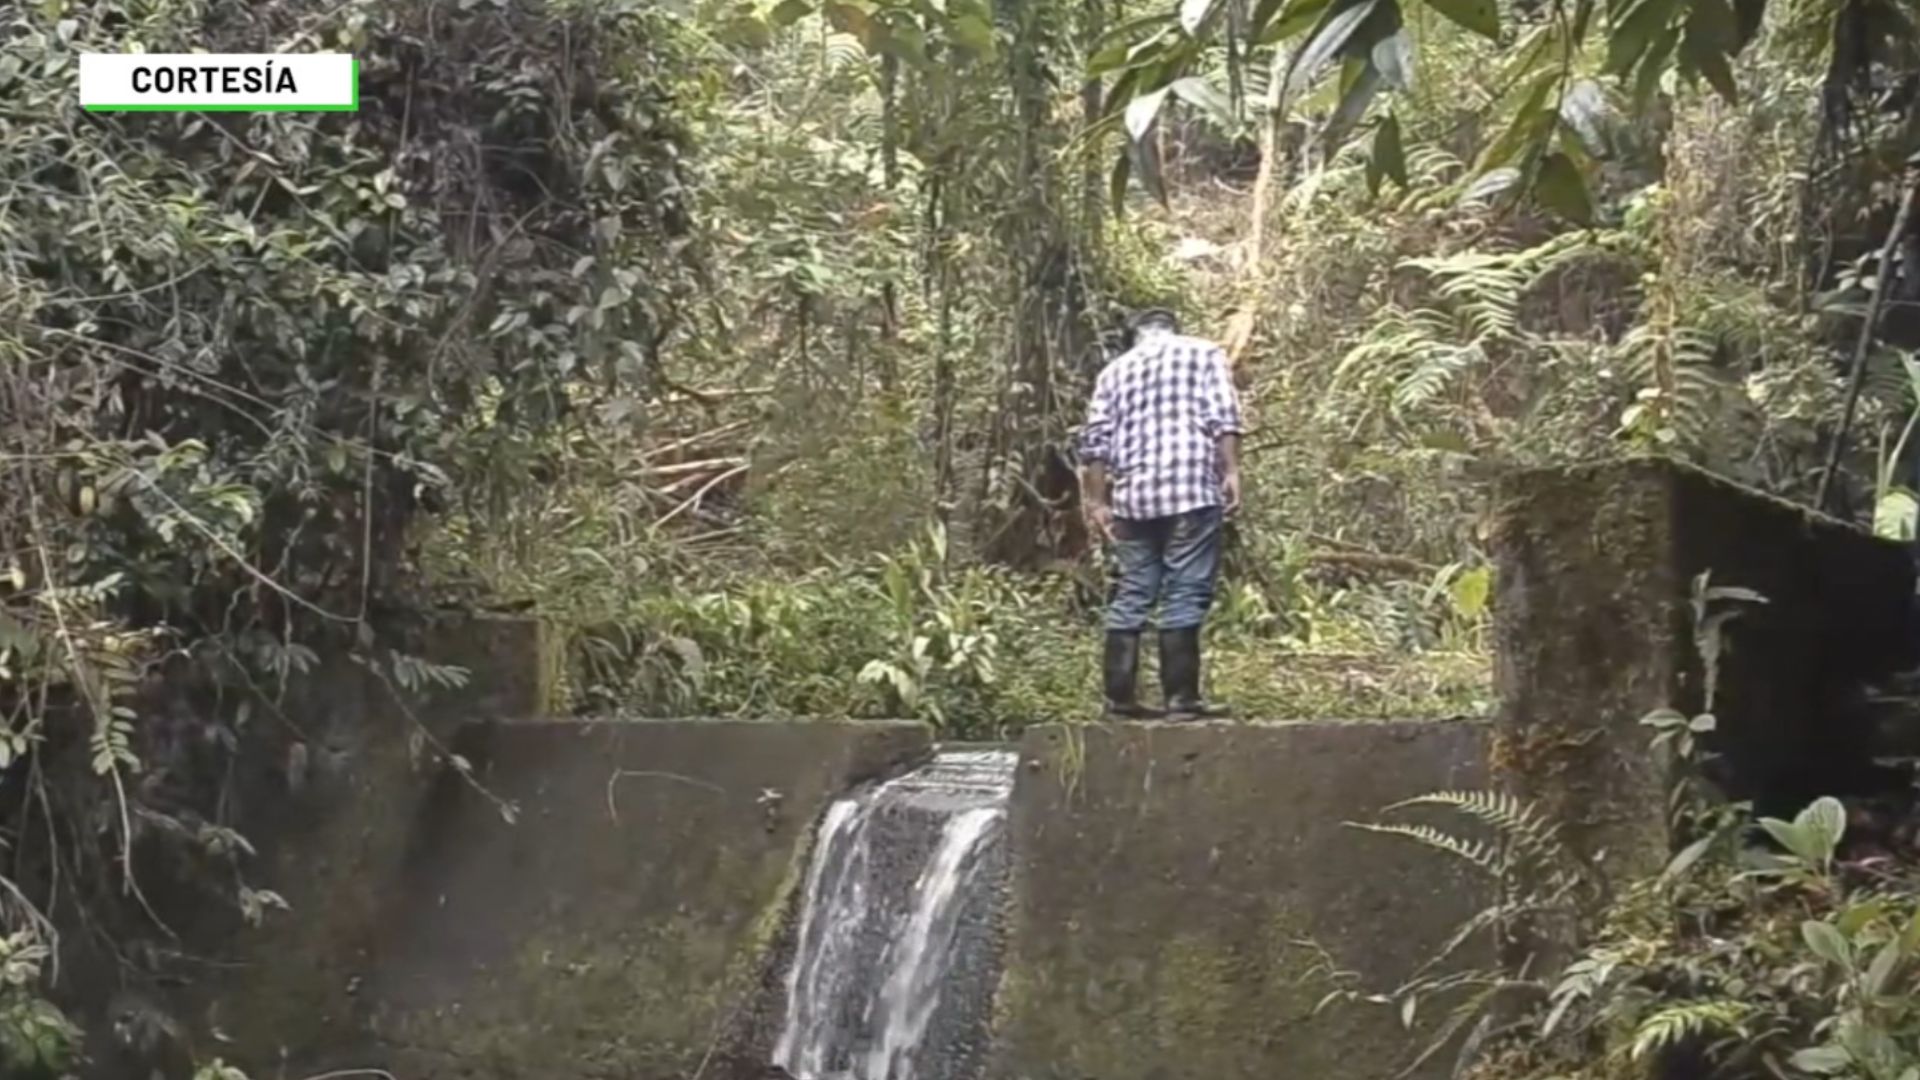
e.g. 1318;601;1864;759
1078;333;1244;521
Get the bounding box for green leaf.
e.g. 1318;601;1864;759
1688;36;1738;101
719;14;774;47
1732;0;1764;45
1460;166;1520;204
825;0;882;48
1559;79;1616;152
1122;131;1170;207
1631;25;1681;106
1284;0;1381;97
1125;84;1173;140
1606;0;1681;74
1368;112;1408;194
1171;75;1238;128
1864;938;1902;996
1839;1013;1901;1073
1181;0;1221;35
1091;24;1175;74
1573;0;1600;36
1473;69;1559;174
1449;565;1491;619
1109;144;1134;213
769;0;813;25
1838;899;1889;938
1802;920;1853;968
1760;818;1815;866
882;21;928;63
1534;150;1595;225
949;13;996;54
1684;0;1739;50
1641;706;1689;729
1092;9;1179;49
1800;796;1847;857
1680;0;1740;101
1103;66;1145;116
1088;39;1134;72
1256;0;1335;41
1422;0;1499;38
1875;487;1917;541
1321;59;1383;151
1371;28;1415;90
1788;1046;1853;1076
1661;834;1714;885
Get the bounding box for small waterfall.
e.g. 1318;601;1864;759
773;748;1016;1080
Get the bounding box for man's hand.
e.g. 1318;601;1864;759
1221;470;1243;517
1085;499;1115;542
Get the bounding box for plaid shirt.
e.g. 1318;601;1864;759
1078;333;1244;520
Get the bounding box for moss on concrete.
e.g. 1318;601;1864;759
1492;456;1913;896
991;721;1491;1080
199;717;931;1079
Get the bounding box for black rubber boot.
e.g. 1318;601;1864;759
1159;626;1230;721
1102;631;1162;719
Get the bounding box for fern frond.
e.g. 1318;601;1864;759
1383;789;1564;869
1612;319;1732;454
1405;252;1530;343
1405;145;1465;189
1862;344;1913;411
1383;789;1557;841
1397;978;1511;1080
1626;1000;1751;1062
1345;821;1503;877
1393;903;1504;990
823;32;868;74
1393;345;1477;413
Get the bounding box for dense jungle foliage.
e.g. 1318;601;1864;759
3;0;1920;1072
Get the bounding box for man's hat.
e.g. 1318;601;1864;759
1127;307;1180;334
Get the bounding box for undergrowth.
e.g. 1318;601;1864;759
1346;575;1920;1080
485;520;1493;739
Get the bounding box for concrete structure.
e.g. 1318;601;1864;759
990;720;1492;1080
1491;458;1913;884
120;456;1916;1080
209;718;930;1078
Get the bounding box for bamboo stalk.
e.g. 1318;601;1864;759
654;464;750;529
645;455;748;478
639;420;751;462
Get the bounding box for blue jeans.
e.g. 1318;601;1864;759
1105;506;1225;632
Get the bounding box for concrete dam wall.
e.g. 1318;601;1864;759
209;716;1492;1080
155;457;1916;1080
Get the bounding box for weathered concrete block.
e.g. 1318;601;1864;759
68;616;564;1078
208;717;931;1079
421;611;562;719
991;719;1491;1080
1492;457;1913;882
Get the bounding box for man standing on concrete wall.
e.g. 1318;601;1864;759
1078;308;1244;720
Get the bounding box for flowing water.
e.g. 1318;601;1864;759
772;747;1017;1080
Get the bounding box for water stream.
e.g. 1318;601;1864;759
772;747;1016;1080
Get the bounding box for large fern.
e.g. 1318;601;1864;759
1612;322;1731;452
1626;1000;1753;1062
1330;232;1602;433
1344;820;1505;877
1346;789;1588;1080
1383;789;1565;871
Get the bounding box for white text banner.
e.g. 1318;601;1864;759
79;53;357;111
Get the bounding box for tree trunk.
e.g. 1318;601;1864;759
1225;46;1294;373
